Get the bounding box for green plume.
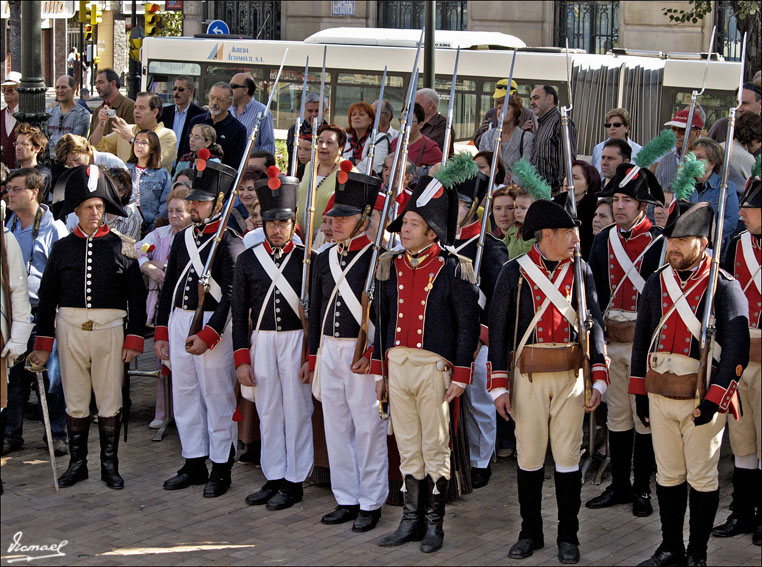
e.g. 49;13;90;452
670;152;705;201
752;154;761;179
433;152;479;189
634;129;676;169
512;158;551;200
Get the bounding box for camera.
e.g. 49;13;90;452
106;108;116;117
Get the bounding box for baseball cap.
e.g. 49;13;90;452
492;79;519;99
664;108;704;130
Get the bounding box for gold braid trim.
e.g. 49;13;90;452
375;250;401;281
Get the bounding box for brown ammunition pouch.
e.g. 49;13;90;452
605;320;636;343
518;343;583;378
645;352;706;400
750;328;761;363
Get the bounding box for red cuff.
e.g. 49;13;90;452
369;358;384;376
487;361;509;391
479;324;489;346
234;348;251;368
452;365;472;385
592;363;609;385
154;326;169;342
706;381;738;414
308;354;317;372
123;334;144;352
363;346;374;361
197;325;221;349
33;336;55;352
629;376;646;395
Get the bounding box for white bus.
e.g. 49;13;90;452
140;28;742;155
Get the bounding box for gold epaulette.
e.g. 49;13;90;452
449;250;477;284
111;228;138;260
375;250;402;281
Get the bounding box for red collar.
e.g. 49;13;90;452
195;218;222;235
457;221;481;241
74;224;110;239
403;241;442;270
264;239;295;255
528;244;572;273
687;253;712;282
618;213;652;238
338;232;371;252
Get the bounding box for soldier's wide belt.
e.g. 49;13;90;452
57;307;126;332
646;352;705;400
605;310;637;344
518;343;582;377
750;328;761;363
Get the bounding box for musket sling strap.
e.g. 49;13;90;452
183;228;222;302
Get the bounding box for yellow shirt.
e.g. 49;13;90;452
95;122;177;174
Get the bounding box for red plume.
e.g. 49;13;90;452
339;160;353;173
232;406;244;422
268;176;282;190
267;165;280;178
196;159;207;172
197;148;210;160
338;171;349;185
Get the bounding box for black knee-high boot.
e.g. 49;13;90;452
586;429;634;508
508;467;545;559
98;412;123;489
638;483;687;566
58;415;90;487
687;488;719;564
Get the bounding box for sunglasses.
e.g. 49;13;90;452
494;84;518;93
172;86;186;92
605;122;624;128
229;83;245;89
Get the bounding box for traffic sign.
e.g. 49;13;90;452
206;20;230;35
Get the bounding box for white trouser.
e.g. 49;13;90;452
252;330;314;483
169;309;237;464
319;336;388;511
464;345;496;468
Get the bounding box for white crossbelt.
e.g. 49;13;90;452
517;255;578;332
604;232;662;318
253;245;300;319
740;232;761;295
328;243;372;327
183;228;221;302
454;236;487;309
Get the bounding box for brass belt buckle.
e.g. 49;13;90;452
81;320;94;331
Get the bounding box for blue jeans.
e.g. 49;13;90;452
5;331;67;445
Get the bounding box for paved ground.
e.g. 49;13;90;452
1;345;759;566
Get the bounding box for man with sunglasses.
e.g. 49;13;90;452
228;73;275;154
161;76;204;161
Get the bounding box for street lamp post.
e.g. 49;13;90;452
15;0;51;166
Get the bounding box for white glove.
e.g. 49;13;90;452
2;321;35;361
1;338;28;361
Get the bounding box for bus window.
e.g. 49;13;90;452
433;76;478;141
671;89;737;133
146;61;201;105
335;73;405;133
199;66;265;106
264;69;334;131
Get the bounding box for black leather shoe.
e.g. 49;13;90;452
353;509;382;532
163;459;208;490
471;465;492;489
58;460;88;487
586;485;633;509
637;546;686;566
558;542;580;564
266;481;303;511
508;538;543;559
203;464;232;498
711;513;753;537
321;505;359;525
686;555;706;567
245;479;282;506
633;492;653;517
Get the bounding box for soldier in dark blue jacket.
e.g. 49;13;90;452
371;174;480;553
231;170;314;511
629;201;750;567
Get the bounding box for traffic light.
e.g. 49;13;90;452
78;1;89;23
90;3;103;26
129;37;143;61
145;3;163;37
84;25;94;41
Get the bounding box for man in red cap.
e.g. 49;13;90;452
654;107;705;190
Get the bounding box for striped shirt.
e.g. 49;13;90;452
530;107;576;191
654;150;679;190
229;97;275;154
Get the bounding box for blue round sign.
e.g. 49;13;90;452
206;20;230;35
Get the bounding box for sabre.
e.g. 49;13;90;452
25;361;59;491
440;47;460;165
364;66;388;175
289;55;310;178
694;32;747;412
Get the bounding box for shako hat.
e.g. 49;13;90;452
51;165;126;220
255;166;300;221
185;159;237;202
599;163;665;206
740;178;761;209
663;200;714;242
522;199;580;241
325;162;381;218
386;175;459;245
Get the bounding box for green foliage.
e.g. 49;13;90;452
512;158;551;201
157;10;183;37
752;154;761;179
274;139;289;172
433;152;479;188
671;152;705;201
634;129;676;169
663;0;759;23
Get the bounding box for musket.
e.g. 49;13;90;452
187;48;289;341
695;32;747;411
352;30;424;366
289;56;310;178
473;49;516;278
299;49;328;357
440;47;460;166
363;66;388;175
